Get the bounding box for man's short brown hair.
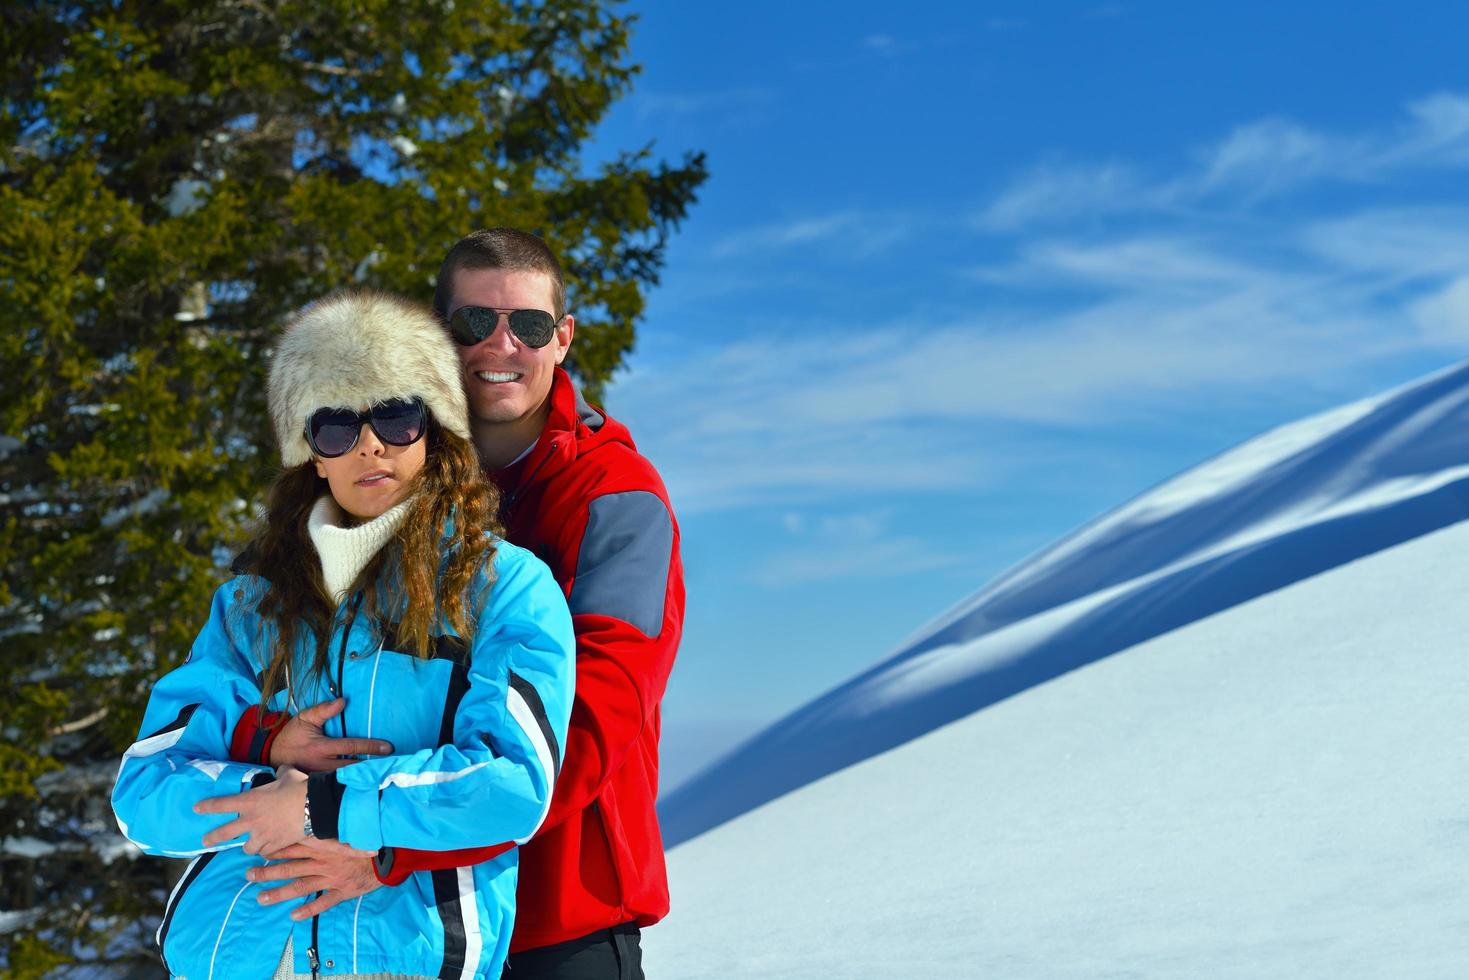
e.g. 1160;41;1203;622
433;228;567;319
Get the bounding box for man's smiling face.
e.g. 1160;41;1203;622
449;267;574;428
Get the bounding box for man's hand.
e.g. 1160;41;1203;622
269;698;394;772
196;765;310;855
251;838;382;920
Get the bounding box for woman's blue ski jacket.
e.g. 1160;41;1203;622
111;539;575;979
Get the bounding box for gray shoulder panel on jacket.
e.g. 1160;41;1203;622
569;491;673;637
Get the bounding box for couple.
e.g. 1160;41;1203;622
111;229;682;980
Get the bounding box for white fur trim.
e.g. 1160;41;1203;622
269;291;469;466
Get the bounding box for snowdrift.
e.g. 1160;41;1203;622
646;517;1469;977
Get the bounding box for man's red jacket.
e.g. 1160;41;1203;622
231;367;684;952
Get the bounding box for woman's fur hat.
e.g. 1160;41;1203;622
268;290;470;466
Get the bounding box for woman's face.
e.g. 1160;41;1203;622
312;409;427;522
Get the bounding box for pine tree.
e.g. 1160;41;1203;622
0;2;705;972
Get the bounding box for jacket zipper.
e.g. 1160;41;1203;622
332;591;364;725
308;915;321;978
309;590;362;980
501;440;560;524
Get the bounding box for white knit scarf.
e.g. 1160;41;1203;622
307;495;413;602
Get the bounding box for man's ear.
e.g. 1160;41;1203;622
554;315;575;365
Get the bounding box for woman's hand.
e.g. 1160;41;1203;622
251;838;382;920
269;698;394;772
195;765;310;855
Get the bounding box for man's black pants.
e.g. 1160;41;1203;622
502;922;644;980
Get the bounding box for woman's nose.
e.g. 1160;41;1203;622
356;424;387;456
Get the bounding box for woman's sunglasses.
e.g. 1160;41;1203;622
305;397;427;458
448;306;560;349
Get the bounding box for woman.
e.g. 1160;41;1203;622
112;290;575;979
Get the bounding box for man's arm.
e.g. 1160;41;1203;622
230;697;393;772
375;486;683;884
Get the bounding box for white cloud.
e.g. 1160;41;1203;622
752;535;963;587
633;87;776;125
1194;118;1344;195
977;162;1148;230
1381;92;1469;166
714;214;855;254
710;210;913;260
860;34;921;58
1411;277;1469;347
978;92;1469;229
976;237;1268;292
619;211;1469;516
1299;207;1469;279
749;509;964;586
615;96;1469;519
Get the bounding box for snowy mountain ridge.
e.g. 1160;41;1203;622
659;359;1469;847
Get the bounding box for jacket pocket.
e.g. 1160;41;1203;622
598;779;642;887
588;798;627;904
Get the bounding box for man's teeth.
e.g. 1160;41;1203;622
477;371;521;382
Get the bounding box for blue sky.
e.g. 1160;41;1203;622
581;1;1469;785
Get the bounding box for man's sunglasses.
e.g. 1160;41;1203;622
305;397;428;458
448;306;560;349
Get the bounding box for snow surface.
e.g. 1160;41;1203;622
660;360;1469;846
646;516;1469;978
2;836;58;858
0;908;41;936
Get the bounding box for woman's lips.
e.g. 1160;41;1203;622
356;470;392;486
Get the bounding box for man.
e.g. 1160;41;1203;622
230;229;684;979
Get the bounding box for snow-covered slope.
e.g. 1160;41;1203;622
645;518;1469;978
660;361;1469;847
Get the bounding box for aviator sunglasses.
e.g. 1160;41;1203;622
305;397;428;458
448;305;560;349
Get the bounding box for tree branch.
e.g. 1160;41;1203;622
296;59;363;78
48;707;109;737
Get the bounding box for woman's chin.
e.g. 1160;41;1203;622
337;484;405;522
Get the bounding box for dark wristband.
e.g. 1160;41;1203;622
305;771;345;840
230;706;288;766
373;846;396;881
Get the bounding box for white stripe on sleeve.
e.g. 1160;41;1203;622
505;685;556;844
